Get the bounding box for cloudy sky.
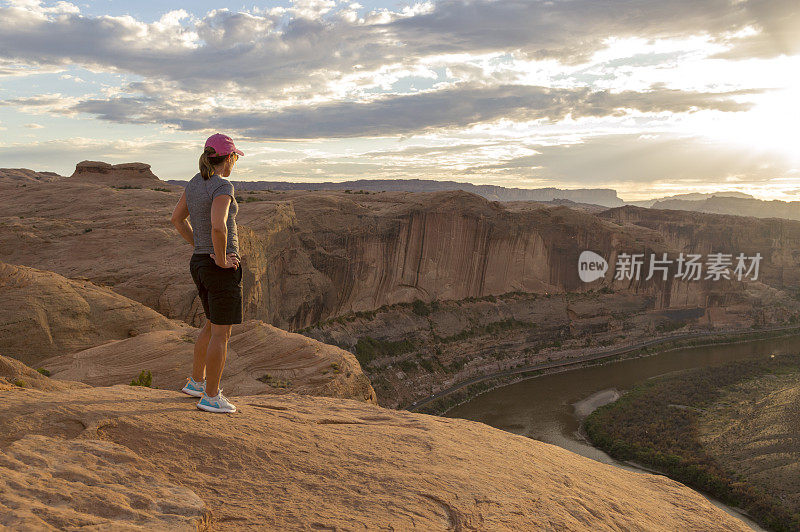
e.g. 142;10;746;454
0;0;798;200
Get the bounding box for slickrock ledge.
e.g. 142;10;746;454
0;380;751;531
43;319;377;404
0;261;375;403
0;262;178;366
1;435;211;531
0;168;63;182
0;355;88;392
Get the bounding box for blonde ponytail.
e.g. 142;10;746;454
199;146;227;180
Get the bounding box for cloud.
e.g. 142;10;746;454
464;133;794;186
710;0;800;59
69;82;757;139
70;96;157;123
385;0;799;63
0;0;796;98
1;0;797;193
0;93;79;114
1;94;68;106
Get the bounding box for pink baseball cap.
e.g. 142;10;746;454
205;133;244;157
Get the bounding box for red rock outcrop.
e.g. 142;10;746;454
600;206;800;290
0;176;198;323
70;160;170;187
0;355;87;392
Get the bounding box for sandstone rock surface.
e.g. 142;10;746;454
0;435;210;531
0;262;374;403
0;262;176;366
0;354;87;392
0;174;199;323
43;319;377;403
0;168;62;182
0;381;751;531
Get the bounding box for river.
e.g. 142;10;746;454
443;333;800;530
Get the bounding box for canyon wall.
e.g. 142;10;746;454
4;166;800;334
241;189;797;329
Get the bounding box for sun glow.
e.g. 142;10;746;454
678;82;800;166
738;88;796;161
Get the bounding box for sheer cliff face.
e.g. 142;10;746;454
236;191;624;329
236;191;620;328
238;191;794;329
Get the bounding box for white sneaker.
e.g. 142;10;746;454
197;389;237;413
181;377;205;397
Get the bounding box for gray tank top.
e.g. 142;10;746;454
185;172;239;257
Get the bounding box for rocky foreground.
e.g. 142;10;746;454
0;362;750;531
0;261;375;404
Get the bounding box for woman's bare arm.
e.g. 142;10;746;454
210;194;230;264
210;195;239;268
170;190;194;245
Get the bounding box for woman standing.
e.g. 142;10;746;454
170;133;244;413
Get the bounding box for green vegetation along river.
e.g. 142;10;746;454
444;333;800;530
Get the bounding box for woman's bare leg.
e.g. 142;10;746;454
205;323;232;397
192;320;212;382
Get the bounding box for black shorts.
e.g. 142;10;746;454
189;253;243;325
